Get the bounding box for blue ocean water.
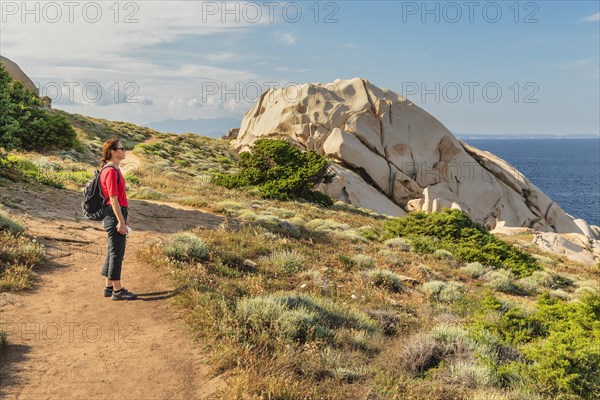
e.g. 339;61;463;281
462;139;600;226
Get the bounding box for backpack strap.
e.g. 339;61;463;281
100;164;121;185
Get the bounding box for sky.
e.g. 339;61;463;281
0;0;599;136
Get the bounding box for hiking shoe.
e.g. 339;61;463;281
111;287;138;301
104;286;113;297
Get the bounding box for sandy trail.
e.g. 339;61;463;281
0;178;229;399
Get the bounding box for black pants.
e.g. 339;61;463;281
101;205;128;281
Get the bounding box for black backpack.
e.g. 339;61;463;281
82;165;121;221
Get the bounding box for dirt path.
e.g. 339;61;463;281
0;181;230;399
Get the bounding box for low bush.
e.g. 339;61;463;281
383;237;412;251
366;269;404;292
515;271;555;294
484;270;516;293
461;262;489;278
211;139;333;206
264;249;304;275
0;209;25;235
131;186;165;200
163;232;209;262
234;293;380;346
384;209;539;277
352;254;376;270
472;292;600;398
421;280;465;302
432;249;454;260
0;231;45;291
0;154;63;188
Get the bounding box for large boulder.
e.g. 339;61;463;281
532;232;600;266
0;55;39;95
231;77;599;262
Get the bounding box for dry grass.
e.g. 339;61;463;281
0;230;45;292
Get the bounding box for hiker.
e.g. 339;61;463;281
99;138;137;300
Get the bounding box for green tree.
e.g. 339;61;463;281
0;64;75;150
212;139;333;206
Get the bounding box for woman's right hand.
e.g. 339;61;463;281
117;221;128;235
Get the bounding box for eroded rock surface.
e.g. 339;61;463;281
231;77;599;264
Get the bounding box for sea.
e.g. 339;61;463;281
461;138;600;227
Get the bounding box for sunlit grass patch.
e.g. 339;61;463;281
421;280;465;302
163;232;210;262
0;230;45;291
366;269;404;292
234;293;380;346
483;269;516;293
263;249;304;276
0;209;25;235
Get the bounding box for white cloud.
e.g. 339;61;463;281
582;12;600;22
0;1;272;123
343;43;357;48
278;33;297;46
207;52;237;62
275;66;314;73
557;59;600;79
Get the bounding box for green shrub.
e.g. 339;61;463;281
484;270;516;293
472;293;600;398
421;280;465;302
383;237;412;251
383;209;539;277
548;289;571;301
234;293;379;345
441;360;499;388
352;254;376;269
461;262;489;278
358;226;382;241
378;249;408;267
433;249;454;260
366;269;404;292
520;296;600;398
211;139;333;206
131;186;164;200
265;249;304;275
54;170;93;186
163;232;209;262
0;65;75;150
400;333;446;376
252;214;302;238
123;172;141;185
1;155;63;188
32;156;59;172
515;271;556;294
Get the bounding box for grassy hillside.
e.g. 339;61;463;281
1;111;599;399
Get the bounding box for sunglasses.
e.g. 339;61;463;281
114;147;126;151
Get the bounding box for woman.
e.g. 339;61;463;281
99;138;137;300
